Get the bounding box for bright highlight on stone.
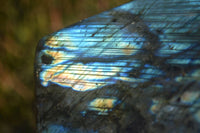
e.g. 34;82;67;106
88;98;119;115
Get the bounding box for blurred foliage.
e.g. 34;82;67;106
0;0;131;132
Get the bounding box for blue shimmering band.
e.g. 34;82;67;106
38;0;200;91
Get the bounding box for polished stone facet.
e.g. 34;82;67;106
35;0;200;132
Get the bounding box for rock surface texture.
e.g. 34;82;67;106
35;0;200;132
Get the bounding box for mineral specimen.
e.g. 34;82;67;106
35;0;200;132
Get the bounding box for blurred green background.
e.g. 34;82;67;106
0;0;131;132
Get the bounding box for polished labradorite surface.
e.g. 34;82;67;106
35;0;200;132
